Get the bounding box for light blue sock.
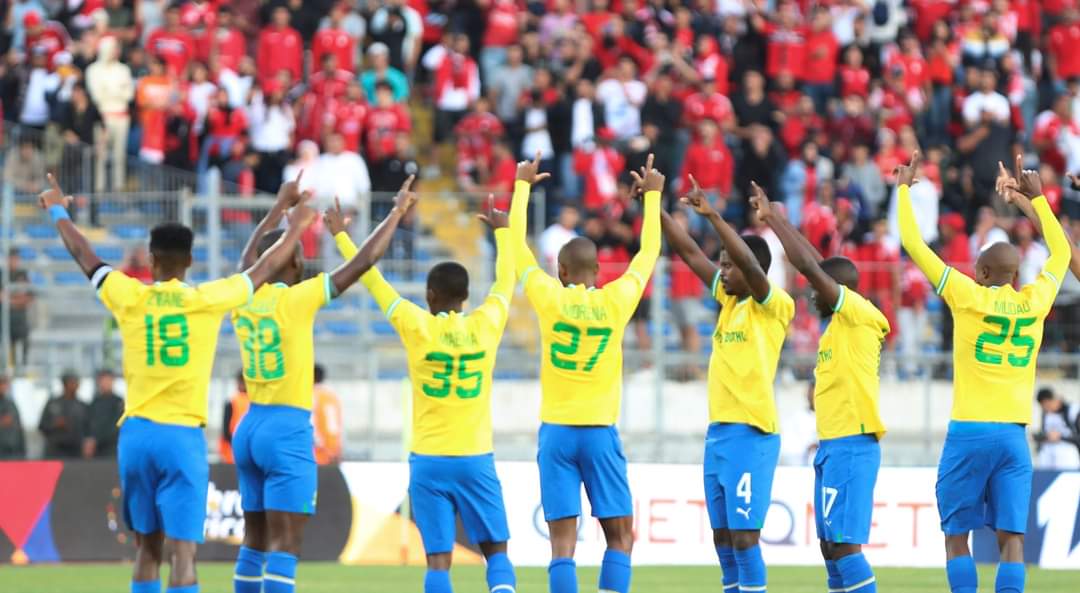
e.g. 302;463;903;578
716;546;739;591
825;559;843;592
946;556;978;593
424;569;453;593
165;586;198;593
233;546;265;593
734;545;766;593
836;553;876;592
131;581;160;593
598;549;631;593
485;552;516;593
264;551;297;593
548;557;578;593
995;562;1025;593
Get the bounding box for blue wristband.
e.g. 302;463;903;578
49;204;70;223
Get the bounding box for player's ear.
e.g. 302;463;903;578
183;253;193;269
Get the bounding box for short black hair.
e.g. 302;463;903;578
427;262;469;303
95;368;114;379
1036;388;1055;403
149;223;194;257
256;228;286;258
821;256;860;290
314;364;325;384
741;234;772;273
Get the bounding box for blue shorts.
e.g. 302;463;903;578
703;423;780;531
537;423;632;521
233;404;317;515
814;434;881;544
118;417;209;542
409;453;510;554
936;421;1032;535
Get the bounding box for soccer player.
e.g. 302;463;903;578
510;153;661;593
37;173;314;593
229;176;418;593
662;175;794;593
333;195;517;593
898;152;1071;593
749;181;888;593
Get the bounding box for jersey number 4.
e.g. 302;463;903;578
423;352;485;399
550;323;612;372
235;317;285;380
975;315;1037;368
144;314;189;367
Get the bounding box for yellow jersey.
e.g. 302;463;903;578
93;268;254;427
813;285;889;439
707;272;794;433
898;186;1071;424
341;229;514;456
230;273;334;410
510;180;661;425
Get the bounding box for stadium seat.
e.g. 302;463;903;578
29;271;46;286
54;271;86;285
44;246;71;260
192;246;209;262
16;246;36;261
25;224;56;239
371;320;395;336
95;245;125;261
112;225;147;240
325;321;361;336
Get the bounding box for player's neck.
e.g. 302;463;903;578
152;269;186;283
560;273;596;288
429;300;464;315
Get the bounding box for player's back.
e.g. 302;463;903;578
392;297;508;456
941;269;1058;424
231;274;333;410
97;270;253;427
524;270;643;426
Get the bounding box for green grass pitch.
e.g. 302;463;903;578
1;563;1077;592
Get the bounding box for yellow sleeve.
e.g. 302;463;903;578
509;179;539;274
334;231;359;260
521;263;561;311
489;227;515;305
359;267;401;316
96;269;144;312
835;287;890;335
897;184;947;289
1032;195;1071;288
284;273;333;320
759;284;795;327
198;273;255;312
709;269;728;301
626;190;661;282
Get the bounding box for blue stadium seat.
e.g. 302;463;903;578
189;271;209;284
25;224;55;239
96;201;128;215
16;246;36;261
220;321;235;336
192;246;208;262
29;271;47;286
372;320;395;336
54;271;86;285
113;225;147;240
95;245;125;261
325;321;361;336
44;246;71;260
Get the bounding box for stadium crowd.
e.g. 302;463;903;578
4;0;1080;365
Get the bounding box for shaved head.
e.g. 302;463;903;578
558;237;599;274
975;242;1020;287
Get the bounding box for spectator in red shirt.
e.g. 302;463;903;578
183;0;218;63
838;45;871;99
257;6;303;84
759;1;806;80
680;119;734;199
455;97;505;193
853;218;900;346
327;81;370;154
828;95;875;164
433;33;480;143
573;127;625;211
479;0;521;84
802;7;839;112
197;87;248;193
312;4;356;74
1048;8;1080;82
477;140;517;210
668;208;705;381
683;77;736;136
147;5;197;77
23;11;70;70
365;82;412;165
206;7;246;75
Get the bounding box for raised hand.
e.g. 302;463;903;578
515;151;551;184
678;174;714;216
748;181;773;218
629;153;664;196
39;173;72;210
392;174;418;213
477;193;509;229
1014;153;1042;199
277;169;305;208
893;150;921;188
323;196;352;235
995;160;1024;205
287;195;318;229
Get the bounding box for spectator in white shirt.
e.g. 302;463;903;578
962;68;1011;127
19;49;59;128
314;133;371;213
539;205;580;273
1013;218;1049;286
887;172;939;249
596;56;647;140
249;85;295;191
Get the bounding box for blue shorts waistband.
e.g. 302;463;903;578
247;403;312;420
409;452;494;462
122;416;204;433
819;434;879;447
706;422;774;439
946;420;1025;439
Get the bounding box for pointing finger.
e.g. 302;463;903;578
645;153;654;172
47;172;62;193
689;174;700;193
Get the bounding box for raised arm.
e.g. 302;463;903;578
243;201;318;288
1001;158;1080;282
239;170;305;270
509;152;551;276
38;174;105;277
681;175;770;302
325;176;417;295
625;155;663;281
1013;162;1072;283
661;210;718;287
750;181;841;309
477;194;515;300
896;152;947;288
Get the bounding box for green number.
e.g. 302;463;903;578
235;317;285;380
457;352;485;398
549;323;612;372
423;352;454;398
975;315;1038;368
144;314;190;367
422;352;486;399
550;322;581;370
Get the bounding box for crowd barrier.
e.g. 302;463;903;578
0;461;1076;569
